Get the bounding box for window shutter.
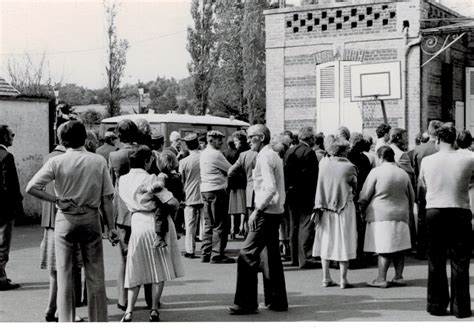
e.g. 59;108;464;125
320;66;335;99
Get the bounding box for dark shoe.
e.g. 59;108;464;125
195;236;201;242
390;278;406;287
428;309;449;317
0;279;20;291
230;233;235;240
211;256;236;264
45;313;58;322
149;309;160;322
117;303;127;311
201;255;211;263
184;253;196;259
120;312;132;322
228;305;259;315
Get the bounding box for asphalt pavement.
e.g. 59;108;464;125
0;224;473;322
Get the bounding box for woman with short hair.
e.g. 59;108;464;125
312;137;358;289
359;146;414;288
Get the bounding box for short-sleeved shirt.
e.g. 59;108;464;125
27;147;114;219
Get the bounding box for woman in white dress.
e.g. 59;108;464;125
118;145;184;322
312;135;358;289
359;146;414;288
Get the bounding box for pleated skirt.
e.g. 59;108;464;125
312;201;357;262
40;228;83;270
125;213;184;289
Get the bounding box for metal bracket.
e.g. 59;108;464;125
421;32;466;67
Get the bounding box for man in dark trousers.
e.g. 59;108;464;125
229;124;288;315
283;126;319;268
0;125;23;291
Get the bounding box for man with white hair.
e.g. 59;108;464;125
167;131;189;161
229;124;288;315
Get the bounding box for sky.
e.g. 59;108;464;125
0;0;473;89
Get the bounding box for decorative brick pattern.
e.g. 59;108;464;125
285;3;397;39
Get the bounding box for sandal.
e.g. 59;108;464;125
120;312;132;322
322;279;337;287
149;309;160;322
366;279;389;288
390;278;407;287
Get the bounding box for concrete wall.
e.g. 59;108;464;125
1;97;52;220
265;0;423;142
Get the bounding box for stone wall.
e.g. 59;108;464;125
0;97;53;221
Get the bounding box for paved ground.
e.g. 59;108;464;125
0;224;473;323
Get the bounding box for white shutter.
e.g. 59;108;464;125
317;62;339;135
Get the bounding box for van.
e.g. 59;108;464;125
100;113;250;147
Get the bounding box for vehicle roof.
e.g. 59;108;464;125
101;113;249;127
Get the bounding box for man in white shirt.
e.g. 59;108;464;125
199;130;233;264
419;124;474;319
229;124;288;315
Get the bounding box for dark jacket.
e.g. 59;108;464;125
413;140;438;179
283;142;319;210
0;147;23;221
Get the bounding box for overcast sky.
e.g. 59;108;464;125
0;0;473;89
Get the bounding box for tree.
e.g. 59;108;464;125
210;1;245;119
7;52;53;97
241;0;268;124
104;0;129;117
148;77;179;113
187;0;218;115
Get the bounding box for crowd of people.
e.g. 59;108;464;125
0;116;472;321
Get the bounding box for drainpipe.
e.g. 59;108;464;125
403;25;421;136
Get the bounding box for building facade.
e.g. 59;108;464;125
264;0;474;144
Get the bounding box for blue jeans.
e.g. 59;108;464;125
55;212;108;322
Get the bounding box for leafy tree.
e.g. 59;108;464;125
210;1;245;118
241;0;268;124
187;0;218;115
104;0;129;117
148;77;179;113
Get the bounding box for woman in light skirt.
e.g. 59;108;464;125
312;135;358;289
119;145;184;322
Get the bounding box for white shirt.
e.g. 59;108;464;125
253;145;285;214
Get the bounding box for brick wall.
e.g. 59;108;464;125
265;0;423;142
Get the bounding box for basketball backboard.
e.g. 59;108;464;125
350;61;402;101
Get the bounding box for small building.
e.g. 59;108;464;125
264;0;474;144
0;77;54;221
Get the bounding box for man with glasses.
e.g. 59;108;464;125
229;124;288;315
0;125;23;291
